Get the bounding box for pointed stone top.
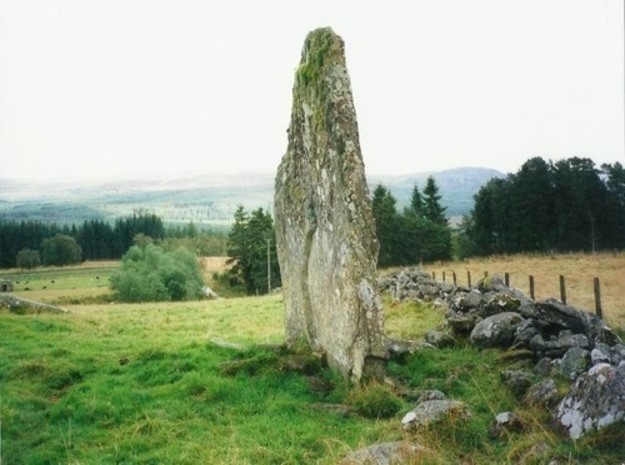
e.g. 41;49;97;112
294;28;347;96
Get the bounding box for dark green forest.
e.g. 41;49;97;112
371;176;453;267
0;214;227;268
2;157;622;272
369;158;625;266
459;157;625;256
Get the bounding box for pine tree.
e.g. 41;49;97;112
371;184;401;267
602;162;625;249
509;157;554;252
422;177;447;225
410;183;424;217
552;157;608;252
226;206;280;294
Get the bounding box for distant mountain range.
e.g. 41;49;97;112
0;167;503;227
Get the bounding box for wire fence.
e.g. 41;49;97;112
431;269;605;318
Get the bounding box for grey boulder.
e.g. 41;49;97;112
555;363;625;439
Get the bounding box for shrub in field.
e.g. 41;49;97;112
110;244;204;302
41;234;82;266
16;248;41;269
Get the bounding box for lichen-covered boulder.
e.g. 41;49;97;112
555;363;625;439
520;299;589;334
490;411;526;438
274;28;387;380
447;310;481;335
529;331;590;359
0;294;69;314
401;399;469;431
476;274;507;293
560;347;590;380
425;329;456;348
469;312;524;349
500;369;534;398
524;378;560;408
340;441;423;465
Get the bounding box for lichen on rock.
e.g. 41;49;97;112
274;27;387;381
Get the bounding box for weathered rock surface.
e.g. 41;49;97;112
340;441;423;465
490;411;526;438
470;312;524;349
401;399;469;431
425;329;456;348
381;268;625;439
0;294;69;314
555;363;625;439
524;378;560;408
386;337;434;358
559;347;590;380
500;369;533;398
530;332;590;359
274;28;386;380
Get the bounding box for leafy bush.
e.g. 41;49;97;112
16;248;41;269
110;244;204;302
41;234;82;266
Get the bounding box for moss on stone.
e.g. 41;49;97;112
294;27;344;133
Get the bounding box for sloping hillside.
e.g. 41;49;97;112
0;167;502;226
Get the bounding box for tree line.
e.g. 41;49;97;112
226;206;281;295
459;157;625;257
371;176;453;267
0;214;228;268
224;178;454;295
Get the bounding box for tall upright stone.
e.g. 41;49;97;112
274;28;387;381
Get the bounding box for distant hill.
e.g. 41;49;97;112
369;167;504;219
0;167;503;227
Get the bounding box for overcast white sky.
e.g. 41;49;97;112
0;0;623;181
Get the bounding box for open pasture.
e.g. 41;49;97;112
1;258;624;463
0;261;117;305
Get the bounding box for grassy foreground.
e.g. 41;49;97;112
1;263;624;464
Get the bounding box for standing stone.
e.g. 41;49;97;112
274;28;387;380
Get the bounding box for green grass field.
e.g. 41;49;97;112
0;263;623;464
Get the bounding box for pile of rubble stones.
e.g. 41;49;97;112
378;268;625;440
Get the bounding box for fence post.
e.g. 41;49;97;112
452;271;457;286
467;271;471;288
529;275;535;300
504;272;510;287
594;277;603;319
432;271;435;281
443;271;446;282
559;275;567;305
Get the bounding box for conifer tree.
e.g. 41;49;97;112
423;177;447;225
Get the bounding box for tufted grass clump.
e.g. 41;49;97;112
346;382;405;419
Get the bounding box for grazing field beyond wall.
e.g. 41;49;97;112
422;252;625;329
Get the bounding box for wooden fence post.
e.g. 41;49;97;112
594;277;603;319
467;271;471;288
432;271;435;281
529;275;535;300
443;271;446;282
452;271;457;286
504;272;510;287
559;275;567;305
